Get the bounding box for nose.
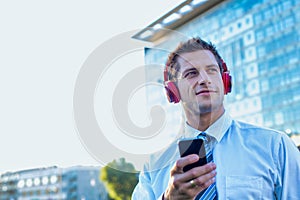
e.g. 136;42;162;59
196;70;211;85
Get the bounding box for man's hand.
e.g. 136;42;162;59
164;154;216;200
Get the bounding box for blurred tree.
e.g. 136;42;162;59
100;158;139;200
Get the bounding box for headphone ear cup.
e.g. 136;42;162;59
222;72;232;95
165;82;180;103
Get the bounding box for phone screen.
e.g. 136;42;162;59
178;138;207;172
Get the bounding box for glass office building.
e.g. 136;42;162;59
0;166;108;200
133;0;300;143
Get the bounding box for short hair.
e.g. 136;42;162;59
166;37;224;81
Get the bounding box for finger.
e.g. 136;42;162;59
182;172;216;198
191;168;217;189
170;154;199;174
188;179;198;189
180;178;211;196
182;162;216;182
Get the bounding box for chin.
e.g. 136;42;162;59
183;102;212;115
198;106;213;114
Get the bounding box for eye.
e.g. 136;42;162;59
207;66;219;74
183;70;198;79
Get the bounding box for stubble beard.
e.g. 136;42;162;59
183;96;224;118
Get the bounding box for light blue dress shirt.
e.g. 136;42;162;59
132;111;300;199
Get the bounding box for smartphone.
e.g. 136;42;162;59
178;138;207;172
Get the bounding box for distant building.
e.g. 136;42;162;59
133;0;300;144
0;171;18;200
0;166;107;200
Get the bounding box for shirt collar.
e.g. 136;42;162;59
183;111;232;142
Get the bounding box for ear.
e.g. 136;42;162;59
165;82;180;103
222;71;232;95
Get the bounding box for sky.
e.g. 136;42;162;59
0;0;186;173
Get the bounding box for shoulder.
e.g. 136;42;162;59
232;119;298;149
229;120;299;157
232;120;282;136
230;120;287;146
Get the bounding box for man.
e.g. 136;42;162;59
132;38;300;199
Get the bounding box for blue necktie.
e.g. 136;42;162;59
196;133;218;200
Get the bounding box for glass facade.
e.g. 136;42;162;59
143;0;300;139
0;166;108;200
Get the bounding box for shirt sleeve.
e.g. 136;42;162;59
274;133;300;199
131;171;155;200
132;163;164;200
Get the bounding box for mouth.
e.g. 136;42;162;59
195;89;215;95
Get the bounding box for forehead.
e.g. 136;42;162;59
176;50;218;71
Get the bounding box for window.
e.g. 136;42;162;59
248;49;252;56
275;3;283;14
244;31;255;46
266;25;274;37
247;33;252;40
258;46;266;57
285;16;294;28
261;80;269;92
253;98;258;106
275;112;284;125
256;30;264;41
236;8;244;17
237;22;242;28
247;79;260;96
282;1;292;10
245;63;258;79
250;65;254;73
264;9;273;19
245;47;256;61
264;113;274;127
251;82;256;90
254;13;263;25
245;17;250;24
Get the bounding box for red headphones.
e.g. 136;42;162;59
164;58;232;104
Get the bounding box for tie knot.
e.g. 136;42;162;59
197;132;206;139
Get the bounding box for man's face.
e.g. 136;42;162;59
176;50;225;115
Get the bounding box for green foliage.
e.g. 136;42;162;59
100;158;139;200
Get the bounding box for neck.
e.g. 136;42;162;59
185;108;225;131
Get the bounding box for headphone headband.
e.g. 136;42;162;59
221;58;229;72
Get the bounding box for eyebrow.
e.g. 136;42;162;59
181;64;219;73
206;64;219;69
181;67;197;76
